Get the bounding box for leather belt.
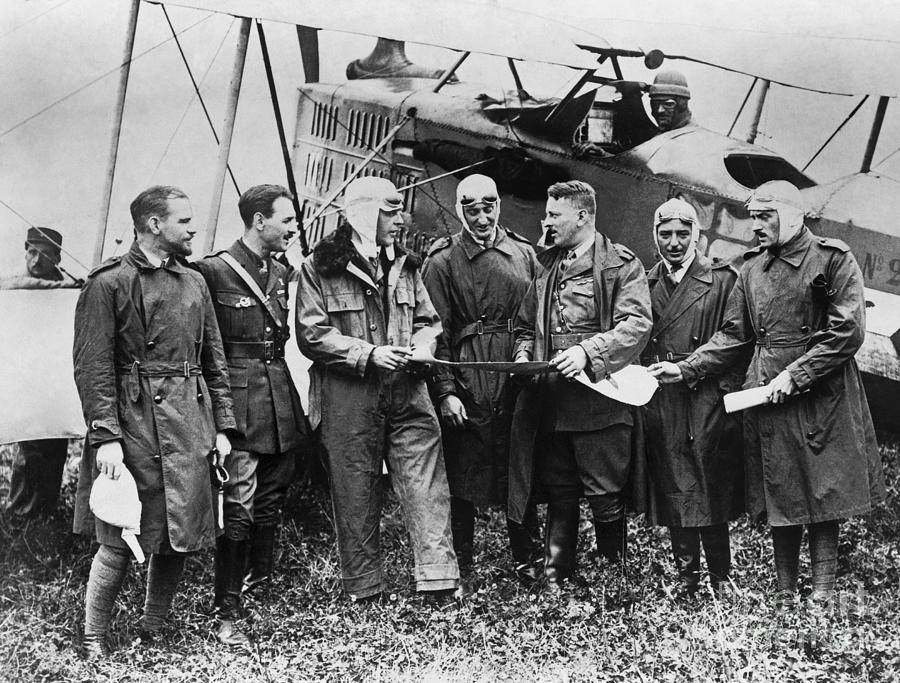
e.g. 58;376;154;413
223;340;284;360
641;352;690;366
118;361;201;377
550;332;595;351
755;333;813;349
451;318;514;347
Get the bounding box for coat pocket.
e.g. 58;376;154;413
215;290;257;336
800;377;840;454
323;291;367;338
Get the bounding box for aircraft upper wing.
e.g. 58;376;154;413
563;9;900;98
151;0;605;70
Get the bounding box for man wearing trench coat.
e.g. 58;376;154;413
652;181;885;605
641;198;743;597
73;186;236;657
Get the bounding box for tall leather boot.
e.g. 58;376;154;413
507;505;541;582
594;516;627;570
670;527;702;597
543;499;580;586
701;524;732;593
215;537;251;647
243;524;277;596
450;497;475;572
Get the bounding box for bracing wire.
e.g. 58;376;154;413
0;13;214;140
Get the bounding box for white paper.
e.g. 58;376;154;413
723;386;772;413
573;365;659;406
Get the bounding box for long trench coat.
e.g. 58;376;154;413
422;227;539;506
508;232;652;523
679;227;885;525
73;242;236;553
642;254;744;527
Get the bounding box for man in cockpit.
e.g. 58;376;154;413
648;70;694;133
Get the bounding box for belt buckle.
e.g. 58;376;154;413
183;361;190;378
475;320;484;335
506;319;514;333
264;340;275;361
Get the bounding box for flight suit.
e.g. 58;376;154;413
422;227;540;571
296;223;458;599
510;232;651;578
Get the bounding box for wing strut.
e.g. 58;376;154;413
801;96;869;173
256;20;309;255
861;96;890;174
745;79;770;144
727;77;757;138
204;17;251;254
93;0;140;266
543;62;601;126
285;51;471;252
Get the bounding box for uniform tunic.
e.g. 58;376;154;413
679;227;885;526
642;254;743;527
422;227;539;506
194;240;306;454
73;242;236;553
295;224;457;597
508;232;652;523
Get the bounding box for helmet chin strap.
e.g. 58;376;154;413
774;204;805;247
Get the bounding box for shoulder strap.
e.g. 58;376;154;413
218;252;283;328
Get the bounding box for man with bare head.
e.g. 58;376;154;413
510;180;652;588
73;185;236;658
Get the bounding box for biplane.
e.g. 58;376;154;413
3;0;900;436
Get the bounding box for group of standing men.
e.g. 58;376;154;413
68;165;884;658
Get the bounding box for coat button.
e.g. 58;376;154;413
806;431;815;439
153;394;163;404
366;289;373;296
800;325;810;333
266;359;271;365
197;392;203;401
651;338;658;344
147;340;156;349
265;326;272;333
559;283;566;290
758;380;766;386
555;326;562;333
370;324;377;331
758;327;766;336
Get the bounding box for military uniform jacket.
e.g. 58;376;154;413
679;227;885;525
72;242;236;553
642;254;743;527
194;240;306;454
508;232;652;523
295;223;443;430
422;227;539;506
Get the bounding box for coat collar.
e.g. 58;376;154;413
458;226;516;260
126;241;190;274
651;254;713;336
313;222;421;286
763;225;812;270
229;239;278;293
537;232;621;271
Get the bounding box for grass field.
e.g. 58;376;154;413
0;439;898;682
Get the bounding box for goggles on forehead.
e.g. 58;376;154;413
380;194;404;212
655;209;696;227
459;193;498;208
650;98;678;110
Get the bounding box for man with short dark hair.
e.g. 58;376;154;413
510;180;652;587
195;184;309;645
73;185;236;658
2;227;80;518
